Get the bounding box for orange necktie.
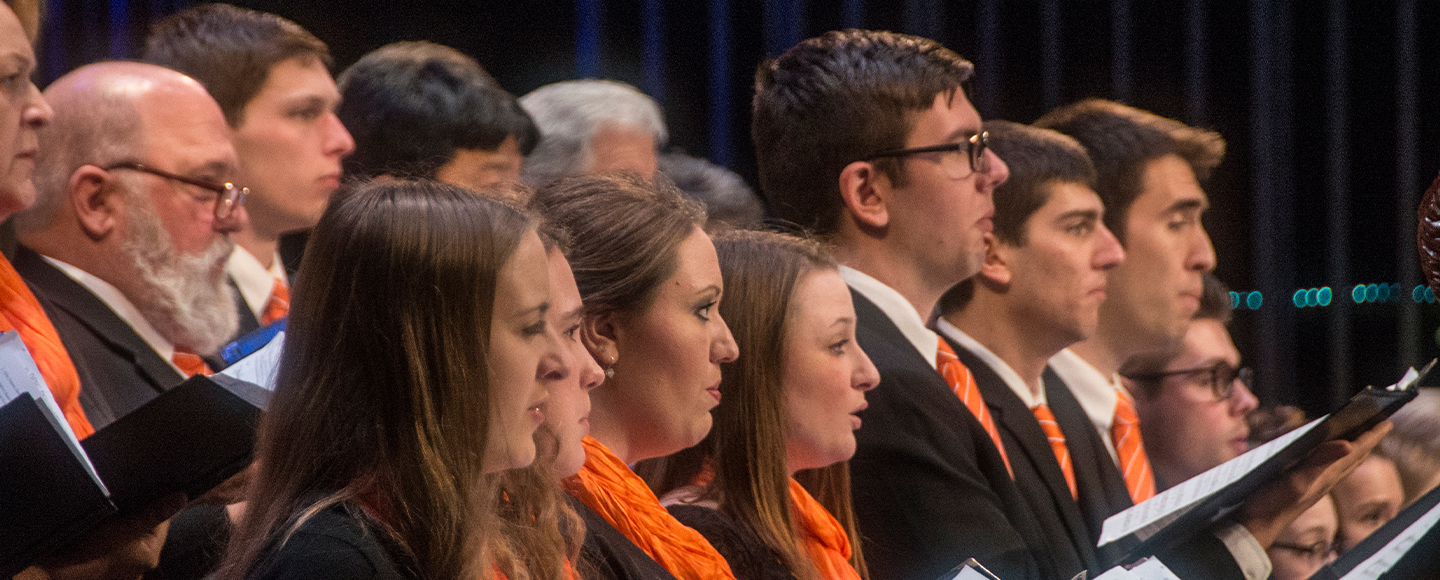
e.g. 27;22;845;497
937;338;1013;478
260;277;289;325
1112;388;1156;503
0;255;94;438
172;348;212;377
1032;404;1078;500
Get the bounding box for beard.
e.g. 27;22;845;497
119;199;239;355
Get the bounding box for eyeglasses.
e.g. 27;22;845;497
103;162;247;221
1270;540;1338;566
1123;362;1254;402
862;131;992;179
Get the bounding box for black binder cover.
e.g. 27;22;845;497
81;374;266;515
1309;483;1440;580
1122;386;1417;562
0;394;116;578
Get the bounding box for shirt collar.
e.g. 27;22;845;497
42;255;178;372
225;247;286;319
840;265;939;369
935;318;1046;408
1049;348;1122;431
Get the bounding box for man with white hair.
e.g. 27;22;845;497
12;61;244;429
519;79;666;184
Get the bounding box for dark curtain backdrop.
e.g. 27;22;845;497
36;0;1440;418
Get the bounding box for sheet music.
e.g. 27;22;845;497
218;331;284;390
1337;494;1440;580
1127;558;1182;580
1092;566;1138;580
1099;416;1323;545
0;330;107;492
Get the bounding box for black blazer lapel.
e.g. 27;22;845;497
14;246;183;395
947;337;1098;573
1045;368;1137;566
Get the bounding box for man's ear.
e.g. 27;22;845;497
837;160;891;230
978;233;1014;288
580;310;621;370
69;166;122;240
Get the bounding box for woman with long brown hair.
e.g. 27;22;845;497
221;180;572;580
646;231;879;580
530;172;739;580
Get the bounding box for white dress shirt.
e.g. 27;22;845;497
43;256;181;374
840;265;940;369
225;247;287;320
935;319;1046;409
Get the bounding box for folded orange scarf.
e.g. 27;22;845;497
0;254;93;438
789;479;860;580
563;436;736;580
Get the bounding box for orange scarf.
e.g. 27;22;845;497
789;479;860;580
562;436;736;580
0;254;93;438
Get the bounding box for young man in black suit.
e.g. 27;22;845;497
934;120;1128;575
755;31;1389;580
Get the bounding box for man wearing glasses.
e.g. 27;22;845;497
11;61;244;429
1121;273;1260;490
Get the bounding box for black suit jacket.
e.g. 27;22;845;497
947;338;1096;578
847;291;1056;580
227;276;261;341
1044;368;1137;564
12;245;184;430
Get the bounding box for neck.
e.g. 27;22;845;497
587;402;638;464
833;239;947;321
1067;322;1130;377
232;227;277;270
946;299;1066;397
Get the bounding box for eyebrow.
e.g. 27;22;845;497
1056;208;1101;223
1166;198;1208;214
939;126;980;144
696;284;721;298
829;317;856;329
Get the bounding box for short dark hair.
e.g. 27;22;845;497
1034;99;1224;244
337;41;539;180
657;152;764;231
935;120;1097;315
142;3;330;127
752;29;974;236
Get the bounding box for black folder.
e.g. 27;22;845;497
1308;483;1440;580
1106;383;1420;563
0;374;268;577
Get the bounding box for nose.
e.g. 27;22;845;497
854;347;880;392
576;345;604;392
214;201;245;235
326;112;356;159
24;83;52;129
1188;224;1217;273
541;326;576;383
711;311;739;364
1094;223;1125;271
1229;377;1259;416
981;148;1010;187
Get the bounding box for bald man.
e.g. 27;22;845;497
12;61;243;430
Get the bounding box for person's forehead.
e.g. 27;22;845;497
138;91;237;171
0;9;29;58
1176;319;1238;365
905;90;981;145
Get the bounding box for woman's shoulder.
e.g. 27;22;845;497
665;505;797;580
248;504;415;580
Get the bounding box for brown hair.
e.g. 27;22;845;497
1034;99;1224;244
643;230;868;580
936;120;1098;315
752;29;974;236
493;425;585;580
142;3;330;127
528;171;705;316
221;180;531;580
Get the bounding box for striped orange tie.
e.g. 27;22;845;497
172;348;213;377
1032;404;1077;500
1111;388;1156;503
260;278;289;325
937;338;1013;478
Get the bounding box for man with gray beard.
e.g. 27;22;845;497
12;61;243;429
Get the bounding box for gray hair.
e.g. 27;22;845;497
518;79;666;186
657;152;763;231
16;63;148;232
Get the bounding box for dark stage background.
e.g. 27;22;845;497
34;0;1440;419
